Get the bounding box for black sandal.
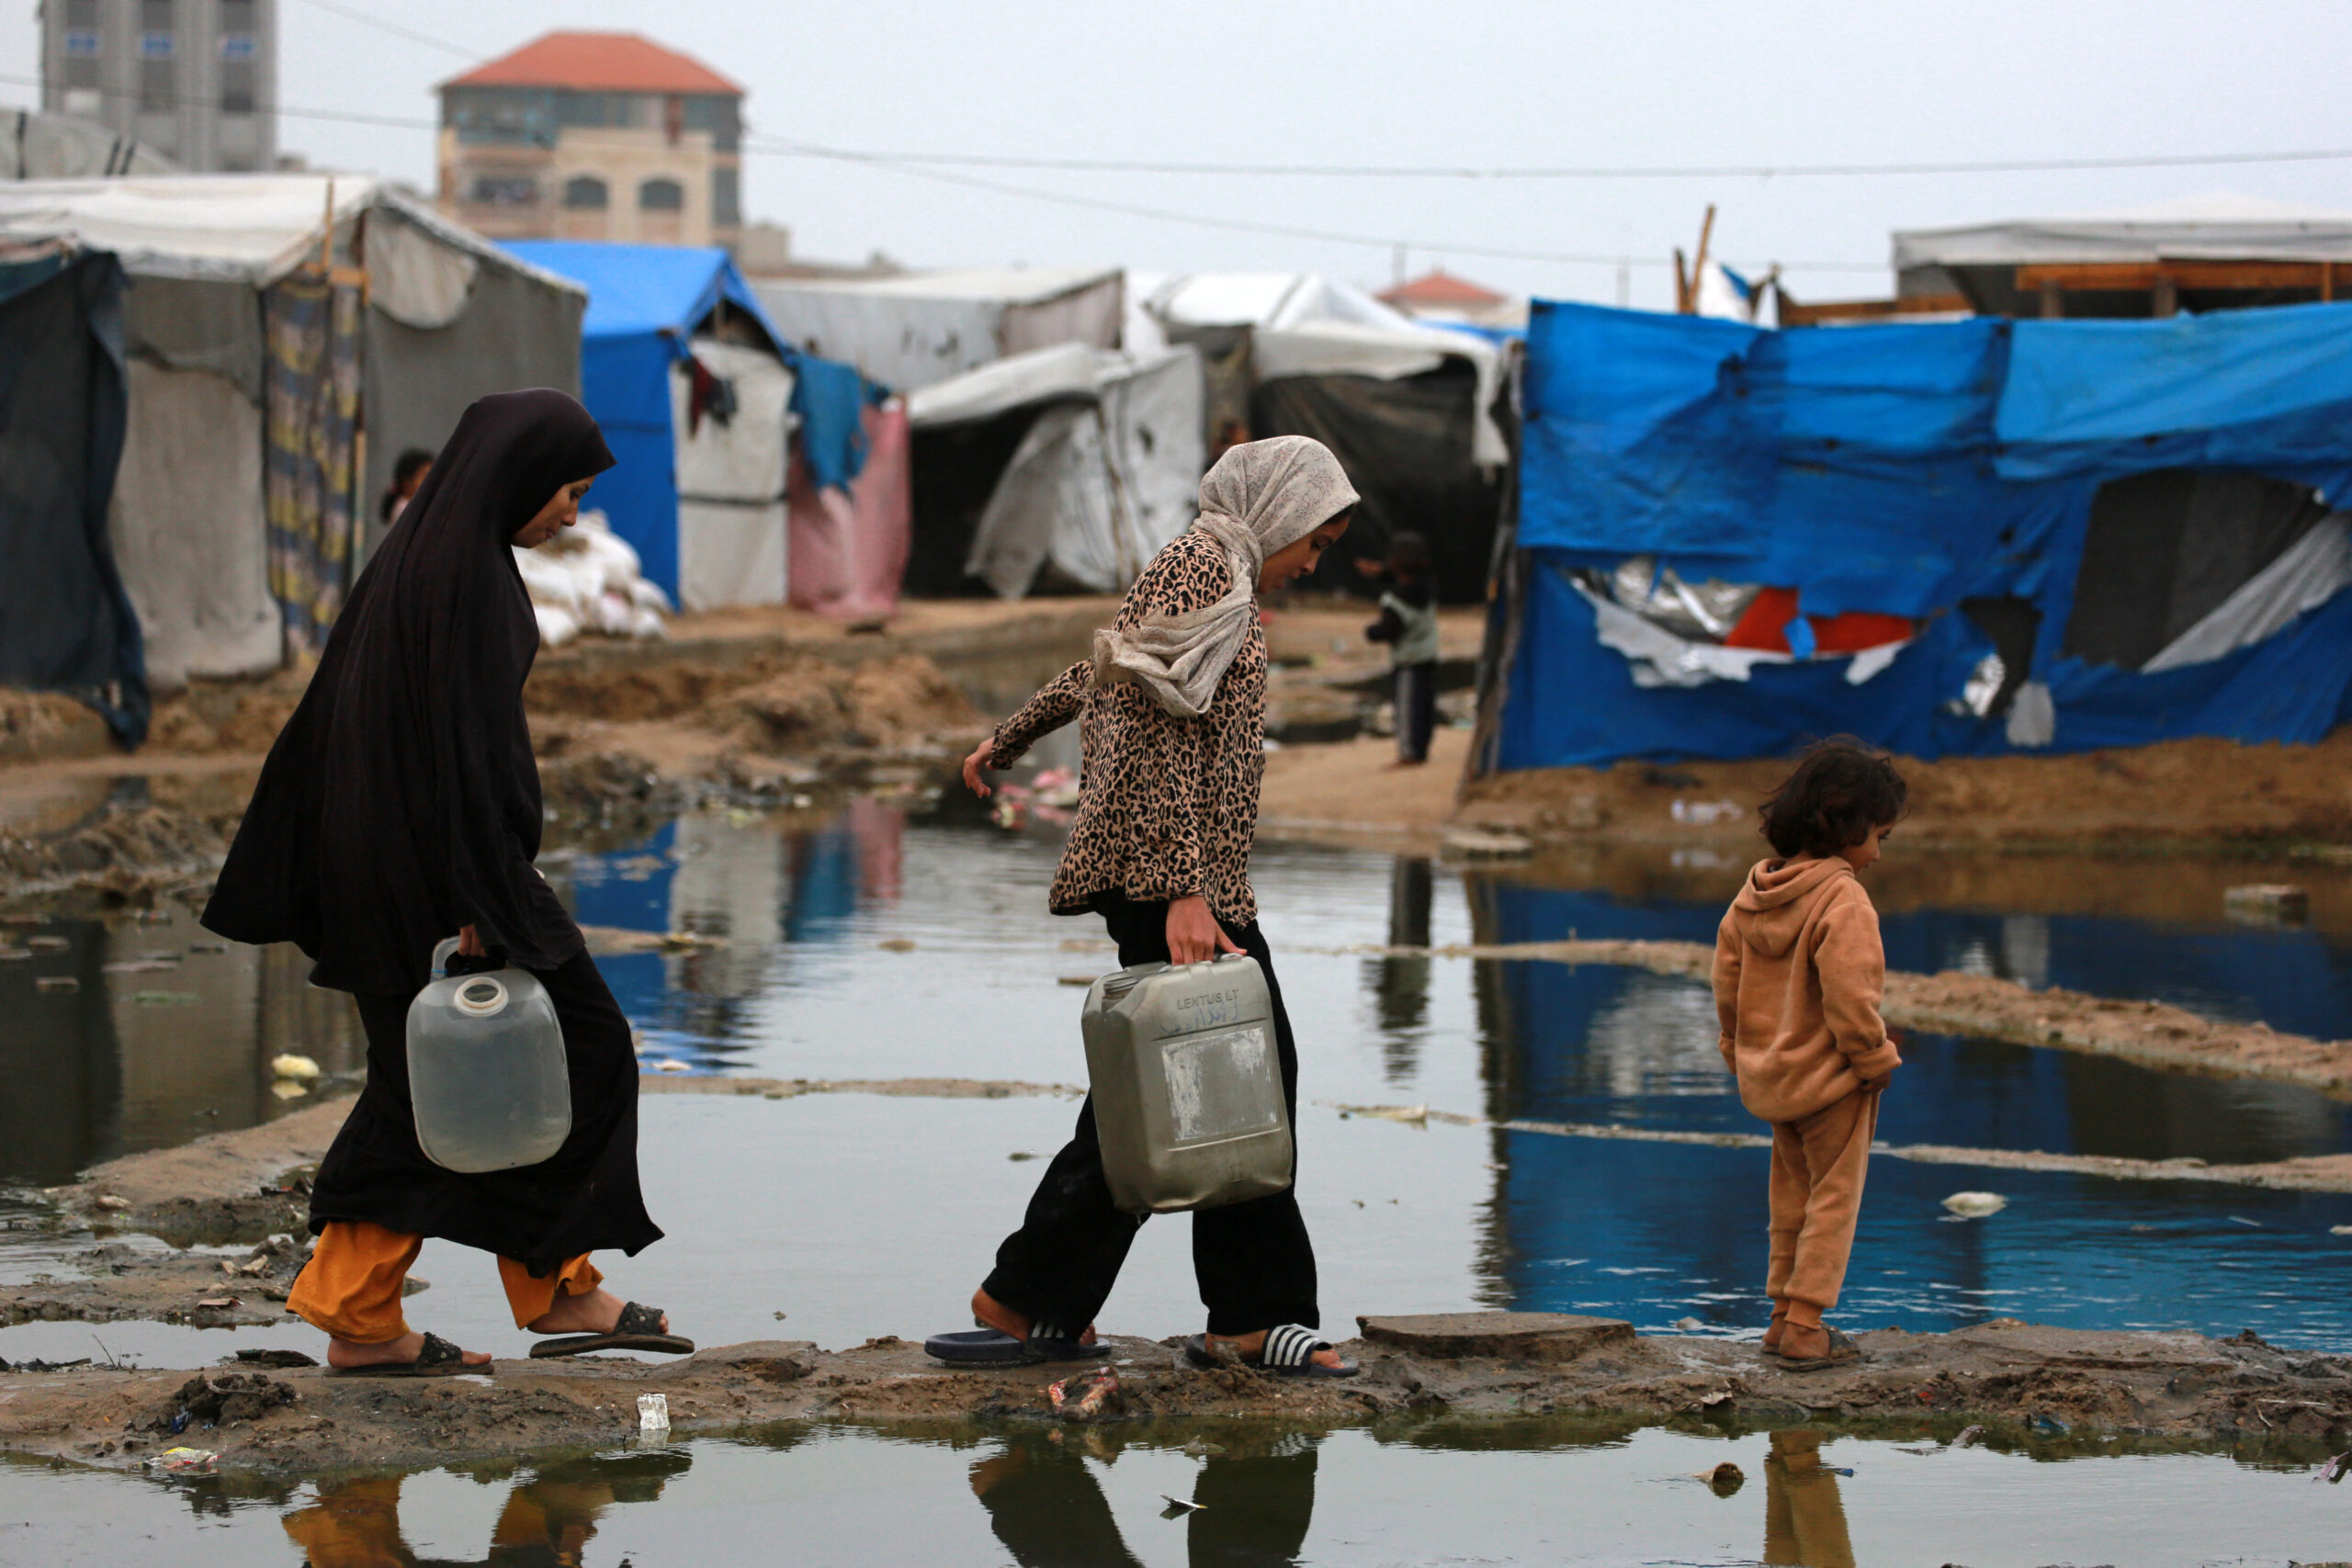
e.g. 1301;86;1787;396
529;1301;695;1359
332;1331;489;1378
925;1316;1099;1366
1185;1325;1358;1380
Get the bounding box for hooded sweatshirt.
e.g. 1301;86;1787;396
1713;855;1901;1123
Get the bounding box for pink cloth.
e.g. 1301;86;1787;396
788;400;910;623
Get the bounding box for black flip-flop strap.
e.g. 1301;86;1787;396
1030;1320;1076;1342
1260;1325;1330;1370
616;1302;666;1337
414;1332;467;1370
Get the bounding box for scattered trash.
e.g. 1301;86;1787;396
269;1054;322;1082
1826;1466;1856;1477
1007;1152;1040;1161
102;957;180;974
1702;1461;1745;1495
656;1060;691;1073
34;976;78;992
2315;1449;2352;1484
2226;1216;2261;1227
2332;1224;2352;1236
131;990;200;1007
1953;1425;1986;1449
1672;1316;1704;1332
2223;884;2309;926
1058;976;1098;987
1668;798;1742;826
167;1410;190;1434
660;931;724;951
2029;1412;2070;1435
638;1393;670;1433
1046;1367;1122;1422
1439;828;1534;862
1160;1495;1205;1517
1940;1191;2007;1219
27;935;69;952
877;939;917;953
95;1194;130;1211
233;1348;318;1369
1352;1104;1430;1125
154;1447;217;1473
772;1311;788;1322
1180;1438;1226;1458
1700;1389;1734;1408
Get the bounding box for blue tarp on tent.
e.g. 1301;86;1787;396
503;242;875;603
1496;299;2352;771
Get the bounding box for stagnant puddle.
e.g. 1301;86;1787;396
2;1418;2345;1566
8;802;2352;1366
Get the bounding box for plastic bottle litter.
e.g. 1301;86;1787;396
407;938;570;1174
1702;1461;1745;1495
1940;1190;2007;1219
154;1447;217;1473
637;1393;670;1433
2313;1449;2351;1484
1046;1367;1121;1421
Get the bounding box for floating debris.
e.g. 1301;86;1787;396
270;1054;322;1082
656;1060;691;1074
2029;1412;2071;1435
638;1393;670;1433
1058;976;1097;987
95;1194;130;1211
1940;1191;2007;1219
877;939;917;953
2315;1449;2352;1484
1701;1461;1745;1495
1160;1495;1205;1517
34;976;78;993
153;1447;217;1473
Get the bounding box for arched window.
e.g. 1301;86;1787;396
562;175;608;210
639;177;684;213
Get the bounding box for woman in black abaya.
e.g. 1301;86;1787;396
204;389;683;1374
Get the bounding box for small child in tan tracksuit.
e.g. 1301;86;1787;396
1713;739;1907;1370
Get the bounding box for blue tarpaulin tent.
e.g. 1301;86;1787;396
1485;299;2352;772
503;242;874;605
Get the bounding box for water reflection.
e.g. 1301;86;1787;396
1365;856;1432;1082
1762;1430;1855;1568
970;1427;1317;1568
0;907;362;1186
280;1450;690;1566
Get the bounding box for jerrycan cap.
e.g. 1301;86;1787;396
451;976;511;1018
1099;962;1168;1001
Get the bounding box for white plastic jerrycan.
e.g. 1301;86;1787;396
1081;953;1294;1214
407;937;571;1174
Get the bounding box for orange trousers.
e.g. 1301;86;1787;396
1766;1088;1878;1319
285;1219;602;1345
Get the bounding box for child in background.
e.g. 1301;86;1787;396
381;447;435;526
1713;739;1906;1370
1362;531;1440;768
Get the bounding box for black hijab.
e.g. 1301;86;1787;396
205;389;615;994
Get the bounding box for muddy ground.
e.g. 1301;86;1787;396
1;1316;2343;1475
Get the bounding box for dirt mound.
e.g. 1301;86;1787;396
712;653;980;754
0;800;235;900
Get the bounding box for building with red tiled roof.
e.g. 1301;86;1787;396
437;31;743;248
1378;268;1522;327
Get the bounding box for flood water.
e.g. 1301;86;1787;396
4;1418;2346;1567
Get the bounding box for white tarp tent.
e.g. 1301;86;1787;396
1894;194;2352;270
0;175;584;686
672;339;796;614
1130;270;1509;468
907;342;1204;599
751;266;1123;393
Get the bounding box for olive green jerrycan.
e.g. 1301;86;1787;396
1081;953;1294;1214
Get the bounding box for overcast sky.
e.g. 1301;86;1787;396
2;0;2347;310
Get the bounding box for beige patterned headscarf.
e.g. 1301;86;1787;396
1091;435;1359;717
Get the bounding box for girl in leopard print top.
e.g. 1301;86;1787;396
943;435;1364;1379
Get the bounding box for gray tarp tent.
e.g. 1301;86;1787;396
752;266;1123;393
0;175;584;686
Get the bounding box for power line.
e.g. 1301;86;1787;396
743;135;2352;183
284;0;485;63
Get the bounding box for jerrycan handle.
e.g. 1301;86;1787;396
430;937;462;980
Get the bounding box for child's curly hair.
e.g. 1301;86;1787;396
1758;738;1907;860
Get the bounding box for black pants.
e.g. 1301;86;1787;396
1394;662;1438;763
982;896;1319;1336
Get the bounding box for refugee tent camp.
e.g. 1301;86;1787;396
1133;270;1510;601
504;241;804;614
751;266;1123;394
0;175;585;689
0;244;144;743
1473;298;2352;775
903;340;1204;599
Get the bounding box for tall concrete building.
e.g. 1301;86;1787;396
40;0;278;173
437;32;743;250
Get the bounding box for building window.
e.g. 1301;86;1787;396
140;58;175;112
221;33;256;62
62;29;100;58
639;177;684;213
220;58;254;114
563;175;608;210
140;32;176;60
711;166;740;228
470;175;538;208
